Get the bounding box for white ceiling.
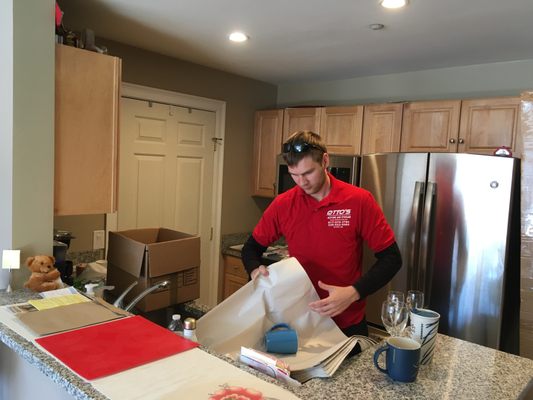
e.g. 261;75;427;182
58;0;533;85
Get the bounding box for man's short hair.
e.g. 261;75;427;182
282;131;327;166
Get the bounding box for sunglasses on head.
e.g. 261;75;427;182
282;141;323;154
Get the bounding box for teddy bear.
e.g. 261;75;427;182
24;255;63;292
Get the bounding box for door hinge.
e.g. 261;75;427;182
210;227;213;241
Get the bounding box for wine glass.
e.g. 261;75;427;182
387;290;405;305
381;300;408;336
406;290;424;313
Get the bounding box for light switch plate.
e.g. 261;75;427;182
93;230;105;250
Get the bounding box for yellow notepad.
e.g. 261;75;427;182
28;294;91;310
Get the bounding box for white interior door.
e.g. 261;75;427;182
119;97;217;305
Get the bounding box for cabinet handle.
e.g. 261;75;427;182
458;138;464;144
449;138;456;144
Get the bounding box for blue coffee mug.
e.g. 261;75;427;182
373;337;421;382
264;323;298;354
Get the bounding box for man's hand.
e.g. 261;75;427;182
250;265;269;280
308;281;360;317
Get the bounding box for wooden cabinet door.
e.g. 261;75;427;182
223;256;248;300
54;45;121;215
400;100;461;153
251;110;283;198
459;97;520;155
320;106;363;155
362;103;403;154
282;107;321;142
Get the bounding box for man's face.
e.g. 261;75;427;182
287;153;329;196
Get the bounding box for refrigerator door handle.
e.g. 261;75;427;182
409;181;425;289
419;181;436;301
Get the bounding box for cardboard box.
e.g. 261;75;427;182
106;228;200;312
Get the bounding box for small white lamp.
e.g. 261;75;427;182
2;250;21;292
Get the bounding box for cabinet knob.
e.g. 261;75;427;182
458;138;465;144
449;138;456;144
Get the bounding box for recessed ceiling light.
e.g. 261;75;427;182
380;0;408;9
229;31;248;43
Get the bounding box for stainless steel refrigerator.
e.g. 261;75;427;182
360;153;520;354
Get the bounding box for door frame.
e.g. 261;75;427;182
106;82;226;307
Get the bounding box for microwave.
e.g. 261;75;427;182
275;154;360;196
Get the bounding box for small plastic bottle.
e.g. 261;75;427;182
183;317;197;342
167;314;184;336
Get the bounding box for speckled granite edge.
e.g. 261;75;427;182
221;232;251;251
2;289;533;400
0;290;283;400
0;289;110;400
0;322;109;400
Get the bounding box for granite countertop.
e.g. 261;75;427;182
221;232;287;264
1;289;533;399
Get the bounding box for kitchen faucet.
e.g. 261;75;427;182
112;281;138;310
114;280;171;312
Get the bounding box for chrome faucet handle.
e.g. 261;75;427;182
113;281;138;309
123;280;171;312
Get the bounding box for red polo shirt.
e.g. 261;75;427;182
252;173;395;328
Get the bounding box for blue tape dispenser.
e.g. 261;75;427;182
264;323;298;354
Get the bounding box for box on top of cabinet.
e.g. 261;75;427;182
107;228;200;312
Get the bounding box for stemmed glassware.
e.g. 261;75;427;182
387;290;405;305
406;290;424;313
381;299;408;337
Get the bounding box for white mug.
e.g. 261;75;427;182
410;308;440;365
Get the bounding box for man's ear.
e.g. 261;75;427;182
322;152;330;169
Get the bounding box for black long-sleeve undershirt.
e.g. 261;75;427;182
241;235;402;300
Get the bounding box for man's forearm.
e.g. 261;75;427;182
241;235;268;277
353;242;402;300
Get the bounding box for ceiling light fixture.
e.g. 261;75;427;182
229;31;248;43
369;23;385;30
380;0;408;9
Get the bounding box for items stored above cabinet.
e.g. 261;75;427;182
54;44;121;216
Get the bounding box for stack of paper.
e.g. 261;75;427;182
197;257;375;383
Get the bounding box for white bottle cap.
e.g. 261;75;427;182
85;283;99;295
172;314;181;321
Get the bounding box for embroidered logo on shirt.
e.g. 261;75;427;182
326;208;352;228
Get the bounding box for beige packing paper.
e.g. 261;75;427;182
197;257;364;377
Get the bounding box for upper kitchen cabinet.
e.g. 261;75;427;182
362;103;403;154
282;107;321;142
320;106;363;155
54;45;121;216
400;100;461;153
251;109;283;197
458;97;520;155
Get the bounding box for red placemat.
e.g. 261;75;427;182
36;315;199;380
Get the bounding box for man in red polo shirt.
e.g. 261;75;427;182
242;131;402;345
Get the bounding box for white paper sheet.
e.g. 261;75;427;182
197;257;362;379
